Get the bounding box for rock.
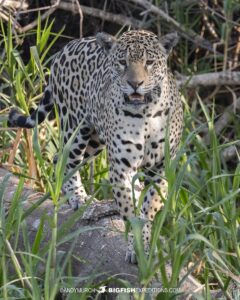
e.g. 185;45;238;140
0;167;204;299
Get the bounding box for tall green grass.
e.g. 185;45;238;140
130;98;240;299
1;96;239;299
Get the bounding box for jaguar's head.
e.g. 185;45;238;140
96;30;179;106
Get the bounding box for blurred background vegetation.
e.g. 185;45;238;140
0;0;239;299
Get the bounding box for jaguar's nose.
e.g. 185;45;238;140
127;80;144;90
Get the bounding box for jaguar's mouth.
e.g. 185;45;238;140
124;93;151;105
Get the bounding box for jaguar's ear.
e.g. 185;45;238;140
159;32;179;55
96;32;116;54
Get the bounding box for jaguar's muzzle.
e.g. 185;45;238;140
124;92;151;105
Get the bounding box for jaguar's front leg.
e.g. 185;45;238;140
141;166;167;256
56;117;93;210
109;163;139;264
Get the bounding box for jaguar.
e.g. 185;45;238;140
8;30;183;263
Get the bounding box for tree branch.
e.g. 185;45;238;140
129;0;214;52
21;7;57;33
58;1;142;29
177;71;240;88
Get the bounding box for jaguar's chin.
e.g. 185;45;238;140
123;92;152;105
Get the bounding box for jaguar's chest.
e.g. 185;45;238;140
103;106;171;168
141;111;169;167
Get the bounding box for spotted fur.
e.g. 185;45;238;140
8;30;183;263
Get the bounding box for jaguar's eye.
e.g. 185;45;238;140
146;60;154;66
119;60;127;66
